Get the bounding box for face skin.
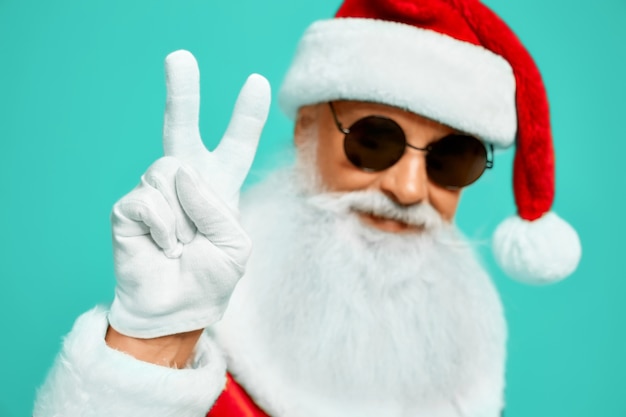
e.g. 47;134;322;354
295;100;463;233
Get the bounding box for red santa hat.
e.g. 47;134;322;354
278;0;581;284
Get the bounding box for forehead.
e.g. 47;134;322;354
328;100;461;136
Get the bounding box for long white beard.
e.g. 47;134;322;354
215;167;506;417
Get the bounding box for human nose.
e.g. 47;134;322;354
377;151;429;206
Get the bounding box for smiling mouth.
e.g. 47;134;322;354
354;211;425;233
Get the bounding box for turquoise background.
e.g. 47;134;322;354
1;0;624;415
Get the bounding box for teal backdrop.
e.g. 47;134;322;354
1;0;624;416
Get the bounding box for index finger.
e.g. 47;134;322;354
214;73;271;189
162;50;203;158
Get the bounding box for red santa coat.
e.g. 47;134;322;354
208;373;269;417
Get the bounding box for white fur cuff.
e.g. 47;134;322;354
34;306;226;417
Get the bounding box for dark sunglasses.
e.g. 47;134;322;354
328;102;494;189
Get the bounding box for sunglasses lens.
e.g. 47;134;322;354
343;116;406;171
426;134;488;188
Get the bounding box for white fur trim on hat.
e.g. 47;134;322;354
34;306;226;417
493;212;582;284
279;18;517;147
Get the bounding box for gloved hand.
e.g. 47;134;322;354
108;50;271;338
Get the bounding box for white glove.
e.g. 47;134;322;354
108;50;271;338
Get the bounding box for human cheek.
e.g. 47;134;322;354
316;147;378;192
428;185;462;221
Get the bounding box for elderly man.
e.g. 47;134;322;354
34;0;581;416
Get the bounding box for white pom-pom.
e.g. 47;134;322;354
493;212;582;284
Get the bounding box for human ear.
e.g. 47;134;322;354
294;104;319;148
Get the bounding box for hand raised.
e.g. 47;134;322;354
108;50;271;339
163;50;270;208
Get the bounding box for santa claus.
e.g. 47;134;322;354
33;0;581;416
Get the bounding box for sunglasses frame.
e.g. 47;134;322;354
328;101;494;189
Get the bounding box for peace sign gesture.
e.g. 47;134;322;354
108;50;271;338
163;50;270;208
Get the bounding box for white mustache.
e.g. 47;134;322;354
307;190;444;231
